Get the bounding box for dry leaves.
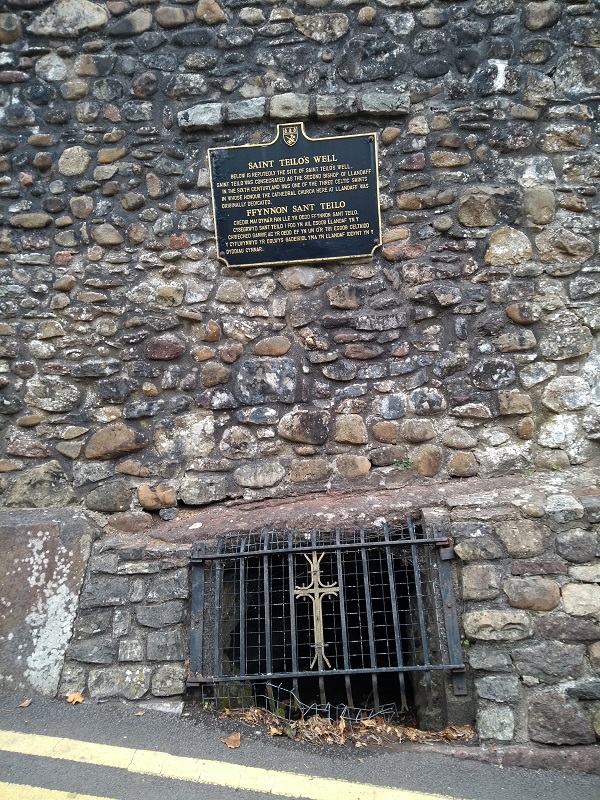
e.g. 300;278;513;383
226;706;475;750
222;732;241;749
18;698;32;708
66;692;84;705
134;711;145;717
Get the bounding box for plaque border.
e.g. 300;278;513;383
207;122;382;270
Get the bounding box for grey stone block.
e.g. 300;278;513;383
468;647;513;673
178;103;223;131
528;692;596;745
147;628;186;661
477;704;515;741
146;569;189;602
227;98;266;123
475;676;520;703
89;553;119;574
359;91;410;115
580;495;600;524
67;637;118;665
152;664;186;696
511;642;585;683
113;609;132;637
315;94;357;119
88;666;152;700
72;610;112;640
80;577;129;609
269;93;310;119
119;638;145;662
136;601;185;628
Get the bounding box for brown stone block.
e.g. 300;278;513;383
498;390;533;415
462;564;500;601
335;415;368;444
254;336;291;356
335;454;371;479
116;459;151;478
196;0;227;24
198;320;222;342
382;242;427;262
528;692;595;746
447;451;478;478
191;345;216;362
402;419;435;443
138;484;177;511
278;410;330;445
463;610;532;642
201;362;231;388
430;151;471;168
510;560;567;577
85;423;147;461
145;335;186;361
536;614;599;642
372;421;402;444
503;576;560;611
412;444;442;477
220;342;243;363
495;519;548;558
290;458;330;483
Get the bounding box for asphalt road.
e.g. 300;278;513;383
0;691;599;800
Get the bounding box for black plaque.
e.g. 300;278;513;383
208;123;381;269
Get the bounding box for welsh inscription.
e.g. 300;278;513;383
209;123;381;269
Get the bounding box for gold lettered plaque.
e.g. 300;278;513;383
208;123;381;269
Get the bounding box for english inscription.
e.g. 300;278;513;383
209;123;381;269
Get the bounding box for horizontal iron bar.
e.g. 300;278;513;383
191;537;449;562
186;663;465;685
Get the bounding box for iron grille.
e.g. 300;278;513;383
188;519;465;714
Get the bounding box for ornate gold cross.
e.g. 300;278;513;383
294;552;339;670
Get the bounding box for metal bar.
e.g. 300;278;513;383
407;517;431;692
434;524;467;696
238;536;246;678
287;530;299;699
383;522;408;713
189;544;205;676
213;555;222;677
263;534;272;675
334;528;354;709
186;663;464;685
190;535;446;562
310;531;327;707
359;526;379;712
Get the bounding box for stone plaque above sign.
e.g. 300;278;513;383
208;123;381;269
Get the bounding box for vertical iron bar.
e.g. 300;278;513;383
434;524;467;696
189;544;205;677
408;517;431;692
383;523;408;712
287;530;299;699
238;536;246;678
334;528;354;710
263;534;272;675
313;530;327;707
359;526;379;712
213;553;222;677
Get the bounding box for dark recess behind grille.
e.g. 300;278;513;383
188;519;465;716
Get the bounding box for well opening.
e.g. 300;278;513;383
187;519;465;726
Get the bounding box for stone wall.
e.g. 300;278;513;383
60;471;600;744
1;0;598;514
0;0;599;746
60;533;190;702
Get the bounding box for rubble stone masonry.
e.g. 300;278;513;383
0;0;598;745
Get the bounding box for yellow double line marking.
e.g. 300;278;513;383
0;783;116;800
0;729;458;800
